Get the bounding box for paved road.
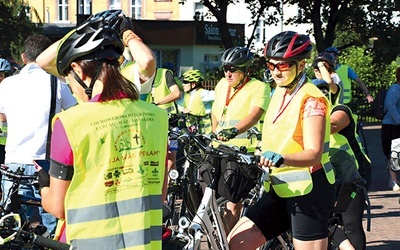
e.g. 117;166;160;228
362;125;400;249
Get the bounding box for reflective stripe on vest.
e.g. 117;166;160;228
56;99;168;250
72;226;162;249
336;65;352;103
351;112;371;163
262;82;335;198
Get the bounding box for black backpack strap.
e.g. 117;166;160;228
46;75;58;160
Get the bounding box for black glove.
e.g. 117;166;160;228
262;151;285;167
37;169;50;196
217;127;238;141
118;16;134;37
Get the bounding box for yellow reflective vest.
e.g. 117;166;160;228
55;99;168;250
212;77;270;151
182;89;212;134
262;82;335;198
0;121;7;145
336;65;352;104
147;68;180;114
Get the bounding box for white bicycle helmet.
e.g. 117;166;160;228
0;59;11;72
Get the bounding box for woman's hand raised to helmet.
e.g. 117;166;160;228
118;16;135;37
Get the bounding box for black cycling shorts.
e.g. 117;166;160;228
245;169;336;241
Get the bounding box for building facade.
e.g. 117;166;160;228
27;0;310;76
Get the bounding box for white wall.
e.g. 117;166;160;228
179;0;313;54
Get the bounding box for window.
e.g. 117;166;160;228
255;20;266;43
110;0;121;10
131;0;142;19
83;0;92;15
154;50;180;75
58;0;68;21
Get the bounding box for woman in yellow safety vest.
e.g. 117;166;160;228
178;69;215;134
37;12;168;250
228;31;336;250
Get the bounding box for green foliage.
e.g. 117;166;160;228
0;0;40;61
339;46;397;97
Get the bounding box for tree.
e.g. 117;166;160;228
283;0;400;63
0;0;40;60
180;0;281;49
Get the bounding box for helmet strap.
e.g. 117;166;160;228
235;75;250;90
281;61;302;89
70;61;104;100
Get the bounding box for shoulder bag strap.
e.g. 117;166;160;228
46;75;58;160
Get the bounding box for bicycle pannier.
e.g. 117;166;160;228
199;145;258;203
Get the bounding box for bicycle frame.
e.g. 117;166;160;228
182;186;229;250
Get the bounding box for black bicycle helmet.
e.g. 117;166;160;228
221;46;254;70
80;9;125;33
57;26;124;76
0;59;11;72
324;47;341;56
312;52;336;70
264;31;312;61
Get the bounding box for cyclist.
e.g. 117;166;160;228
0;35;77;235
177;69;215;134
228;31;336;250
0;58;11;164
37;16;168;249
211;46;271;233
312;52;343;104
324;46;374;104
315;81;370;250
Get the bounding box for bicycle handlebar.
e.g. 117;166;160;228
177;128;264;178
0;165;38;181
33;233;71;250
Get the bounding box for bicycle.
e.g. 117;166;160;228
0;164;71;249
166;130;265;249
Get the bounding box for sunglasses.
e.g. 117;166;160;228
266;61;296;72
223;66;242;73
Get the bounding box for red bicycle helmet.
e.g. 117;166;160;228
264;31;312;61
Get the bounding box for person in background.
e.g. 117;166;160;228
177;69;215;134
37;14;168;249
228;31;336;250
211;46;270;233
146;66;182;177
312;52;343;104
264;68;276;97
0;58;11;164
0;34;77;235
312;55;372;189
314;81;369;250
324;47;374;104
381;67;400;191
